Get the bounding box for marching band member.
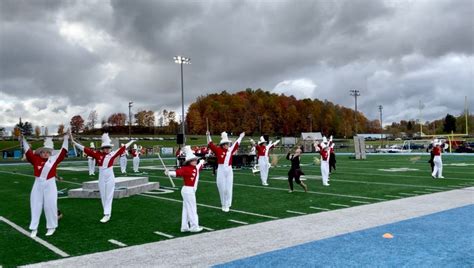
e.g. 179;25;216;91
431;139;448;179
314;136;331;186
88;142;96;176
73;133;134;223
207;131;245;212
119;143;128;174
21;134;69;237
286;147;308;193
252;137;280;186
132;144;141;173
165;146;205;233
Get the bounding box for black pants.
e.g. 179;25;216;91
428;153;435;172
329;153;336;173
288;169;303;191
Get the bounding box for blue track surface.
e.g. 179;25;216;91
217;205;474;267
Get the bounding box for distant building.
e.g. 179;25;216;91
301;132;322;152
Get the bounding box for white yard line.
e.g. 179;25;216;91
413;191;431;194
108;239;127;247
333;171;474;182
350;200;371;204
309;206;330;211
399;193;417;196
324;178;449;190
197;179;387;201
201;226;215;231
0;216;70;257
330;203;350;208
154;231;174;239
425;188;444;192
228;219;249;225
57;196;69;199
138;194;278;220
286;210;307;215
384;195;403;198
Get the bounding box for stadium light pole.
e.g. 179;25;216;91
350;89;360;135
174;56;191;145
128;101;133;139
378;105;383;148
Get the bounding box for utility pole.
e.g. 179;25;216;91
350;89;360;135
128;101;133;139
378;105;383;148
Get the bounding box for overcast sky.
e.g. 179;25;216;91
1;0;473;133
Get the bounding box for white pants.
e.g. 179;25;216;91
432;156;443;178
30;177;57;230
133;157;140;172
216;164;233;208
120;156;127;173
321;160;329;185
99;168;115;215
88;158;96;175
258;156;270;184
181;186;199;230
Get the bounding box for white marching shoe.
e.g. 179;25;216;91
45;228;56;236
190;227;203;233
30;230;38;238
323;183;330;186
262;182;269;186
439;176;445;179
100;215;111;223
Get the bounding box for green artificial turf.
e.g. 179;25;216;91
0;154;473;266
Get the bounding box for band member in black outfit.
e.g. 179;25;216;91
329;142;336;173
286;148;308;193
427;143;435;172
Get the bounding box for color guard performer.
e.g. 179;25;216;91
73;133;134;223
286;147;308;193
21;134;69;237
165;146;205;232
206;131;245;212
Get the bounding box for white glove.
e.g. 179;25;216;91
21;137;30;152
329;135;333;142
164;169;169;176
239;132;245;139
62;134;69;150
73;141;85;151
206;131;212;143
125;139;135;148
273;140;280;146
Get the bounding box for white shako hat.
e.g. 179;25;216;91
182;145;199;164
219;132;232;145
258;136;267;145
36;137;54;154
100;133;114;148
90;142;95;149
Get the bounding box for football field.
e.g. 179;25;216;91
1;154;473;267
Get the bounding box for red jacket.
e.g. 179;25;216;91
84;146;125;168
433;146;441;156
208;142;239;166
175;164;204;187
26;148;67;179
256;144;275;157
316;144;330;161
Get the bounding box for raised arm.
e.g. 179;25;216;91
230;132;245;154
55;134;69;163
21;136;37;164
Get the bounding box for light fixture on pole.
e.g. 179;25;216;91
174;55;191;145
350;89;361;135
378;105;383;148
128;101;133;139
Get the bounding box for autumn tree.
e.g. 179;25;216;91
87;110;98;129
70;115;85;133
107;113;127;126
57;124;65;135
443;114;456;133
134;110;155;127
34;126;41;137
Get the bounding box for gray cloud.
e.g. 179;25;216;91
0;0;473;131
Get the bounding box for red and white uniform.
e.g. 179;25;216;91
208;134;244;210
432;144;447;178
83;146;126;216
131;149;141;173
169;161;204;231
315;143;331;186
23;137;68;231
119;149;128;174
255;141;279;185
